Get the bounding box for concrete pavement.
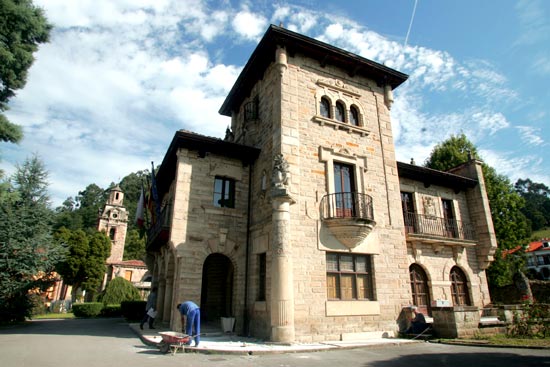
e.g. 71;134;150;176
129;323;420;355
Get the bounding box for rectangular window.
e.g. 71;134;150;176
258;253;266;301
213;177;235;208
326;252;374;300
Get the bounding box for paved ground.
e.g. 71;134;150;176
1;318;549;367
130;322;419;354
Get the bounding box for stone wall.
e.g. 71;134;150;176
432;306;480;338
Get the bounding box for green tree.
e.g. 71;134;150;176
98;277;141;305
0;155;65;322
123;229;146;261
0;0;52;143
424;133;478;171
76;184;107;229
424;133;530;287
54;228;110;301
515;178;550;231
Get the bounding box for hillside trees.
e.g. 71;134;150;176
0;0;52;143
515;178;550;231
0;155;65;322
424;133;530;287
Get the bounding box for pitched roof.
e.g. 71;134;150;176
219;24;408;116
111;260;147;267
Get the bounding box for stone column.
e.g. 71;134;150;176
270;188;296;342
156;278;166;322
163;277;174;323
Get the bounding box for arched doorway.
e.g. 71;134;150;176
409;264;431;315
200;254;234;324
450;266;471;306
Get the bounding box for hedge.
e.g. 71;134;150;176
72;303;103;318
101;304;122;318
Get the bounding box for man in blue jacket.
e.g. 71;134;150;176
177;301;201;347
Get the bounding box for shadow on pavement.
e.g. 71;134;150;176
0;317;135;339
367;351;549;367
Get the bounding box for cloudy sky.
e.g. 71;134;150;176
2;0;549;206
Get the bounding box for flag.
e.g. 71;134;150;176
150;161;162;221
135;184;145;228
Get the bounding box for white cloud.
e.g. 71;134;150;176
515;0;550;46
517;126;544;146
3;1;548;207
232;10;268;40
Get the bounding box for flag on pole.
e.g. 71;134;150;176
135;184;145;228
150;161;162;221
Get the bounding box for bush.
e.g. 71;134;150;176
72;303;103;317
507;303;550;338
121;300;147;321
101;304;122;318
98;277;141;305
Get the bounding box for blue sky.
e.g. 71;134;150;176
2;0;549;206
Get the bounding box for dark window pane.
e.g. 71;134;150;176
320;98;330;118
335;102;345;122
350;106;359;126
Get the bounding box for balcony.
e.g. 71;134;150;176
403;212;476;245
146;204;172;251
320;192;376;249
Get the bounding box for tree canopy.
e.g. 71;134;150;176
0;155;65;322
54;227;111;301
0;0;52;143
515;178;550;231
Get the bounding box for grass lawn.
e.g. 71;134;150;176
443;334;550;348
32;313;75;320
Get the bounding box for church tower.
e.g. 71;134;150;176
97;185;128;264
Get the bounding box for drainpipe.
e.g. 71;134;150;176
242;162;253;336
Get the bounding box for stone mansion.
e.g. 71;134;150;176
143;25;497;342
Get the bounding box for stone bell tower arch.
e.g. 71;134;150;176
97;185;129;264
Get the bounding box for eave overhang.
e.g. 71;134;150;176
397;161;478;191
155;130;261;197
219;24;409;117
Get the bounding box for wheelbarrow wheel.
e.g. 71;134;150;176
159;342;170;354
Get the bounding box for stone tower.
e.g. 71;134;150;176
98;185;128;263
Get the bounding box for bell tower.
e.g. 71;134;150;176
97;185;128;263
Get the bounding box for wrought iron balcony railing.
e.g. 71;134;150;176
403;212;476;241
321;192;374;221
146;204;172;250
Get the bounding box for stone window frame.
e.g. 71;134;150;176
319;146;367;197
326;252;374;301
312;79;369;136
449;266;472;306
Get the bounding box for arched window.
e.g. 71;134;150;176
335;101;345;122
109;228;116;240
350;105;359;126
410;264;431;314
450;266;471;306
320;97;331;118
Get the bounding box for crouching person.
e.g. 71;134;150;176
177;301;201;347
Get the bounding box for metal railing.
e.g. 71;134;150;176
403;212;476;241
320;192;374;221
147;204;172;245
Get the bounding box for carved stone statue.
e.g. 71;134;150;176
272;154;290;189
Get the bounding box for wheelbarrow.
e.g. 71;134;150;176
158;331;191;354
